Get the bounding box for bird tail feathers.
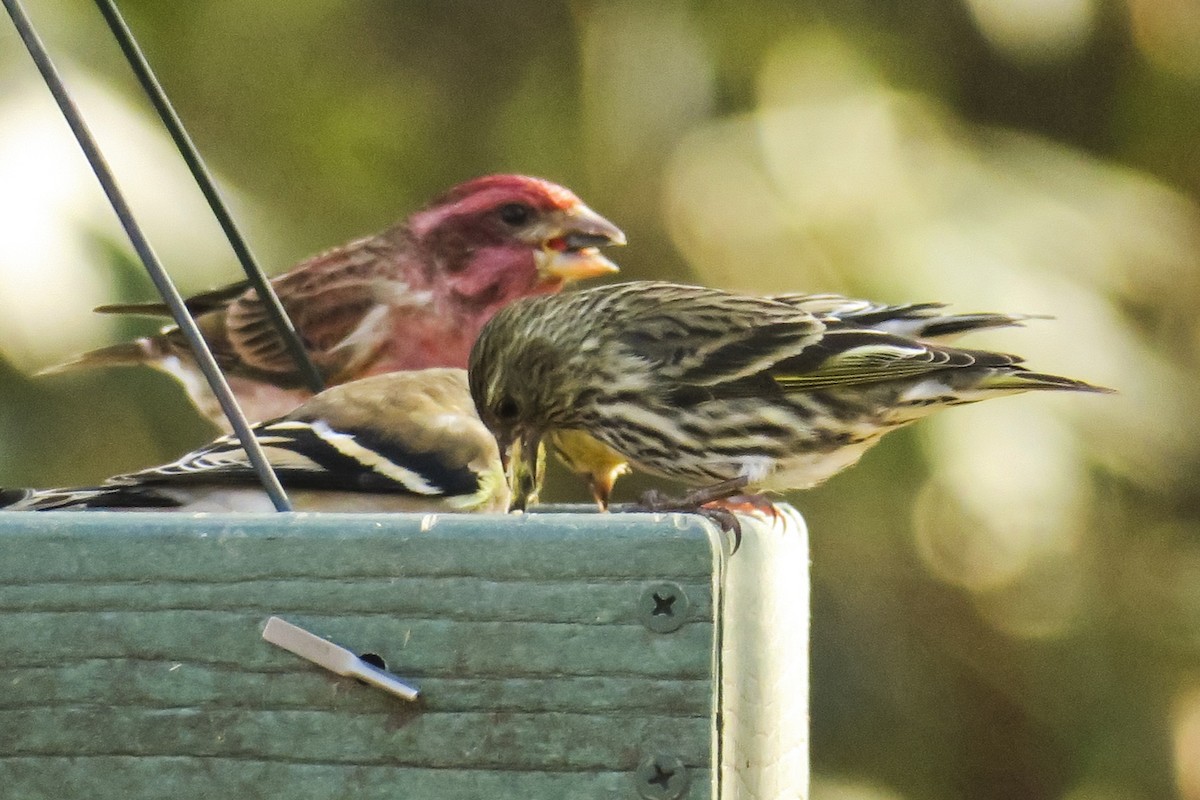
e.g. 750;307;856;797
979;370;1115;394
36;338;168;377
903;312;1047;341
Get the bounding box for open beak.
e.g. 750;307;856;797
537;204;625;283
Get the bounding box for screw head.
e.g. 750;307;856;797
635;753;691;799
639;581;689;633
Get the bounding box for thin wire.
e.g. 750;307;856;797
3;0;293;512
93;0;325;396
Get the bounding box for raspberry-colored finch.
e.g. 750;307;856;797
42;175;624;428
468;281;1112;511
0;369;507;513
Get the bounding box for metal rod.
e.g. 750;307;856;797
3;0;293;512
93;0;325;395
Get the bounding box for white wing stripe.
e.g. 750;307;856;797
307;420;441;495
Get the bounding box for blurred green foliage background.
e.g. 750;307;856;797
2;1;1199;797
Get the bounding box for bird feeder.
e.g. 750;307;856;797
0;507;809;798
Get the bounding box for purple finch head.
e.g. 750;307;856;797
408;174;624;314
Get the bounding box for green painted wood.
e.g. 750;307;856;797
0;511;721;799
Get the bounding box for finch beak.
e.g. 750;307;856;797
506;431;544;512
497;433;513;477
537;204;625;282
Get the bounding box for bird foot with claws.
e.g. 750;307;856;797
703;493;780;522
624;478;753;552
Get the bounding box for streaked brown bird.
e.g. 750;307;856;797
468;281;1112;512
41;175;624;427
546;292;1044;508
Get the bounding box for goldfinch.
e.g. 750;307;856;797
1;368;507;513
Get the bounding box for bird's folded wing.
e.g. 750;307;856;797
617;286;827;386
771;292;1035;341
221;238;405;377
93;236;410;381
769;292;944;321
111;416;481;498
769;330;1022;391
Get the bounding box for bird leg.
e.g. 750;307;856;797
588;478;611;512
637;476;750;510
624;477;755;552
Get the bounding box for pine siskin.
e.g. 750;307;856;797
40;175;624;428
468;281;1112;511
545;291;1044;508
1;368;507;513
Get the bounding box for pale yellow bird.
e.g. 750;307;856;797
1;369;508;513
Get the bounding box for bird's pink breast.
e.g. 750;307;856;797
359;311;480;375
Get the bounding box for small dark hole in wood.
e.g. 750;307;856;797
359;652;386;670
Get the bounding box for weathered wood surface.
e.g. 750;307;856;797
721;505;810;800
0;511;722;799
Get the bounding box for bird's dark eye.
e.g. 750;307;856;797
498;203;532;226
495;395;520;421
